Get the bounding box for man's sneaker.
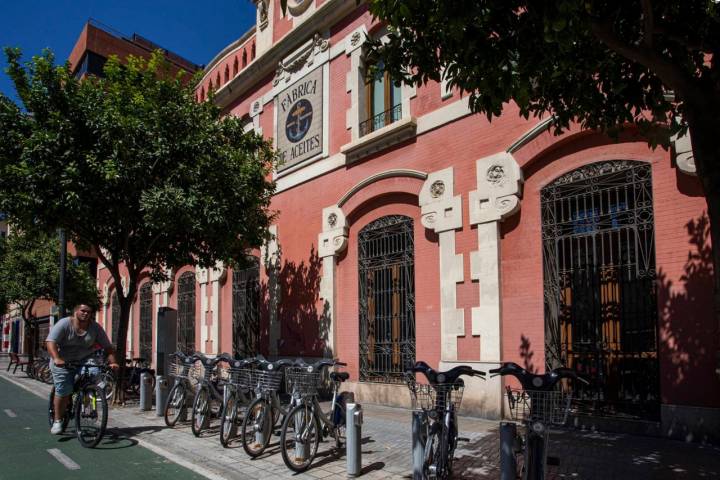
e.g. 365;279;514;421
50;420;64;435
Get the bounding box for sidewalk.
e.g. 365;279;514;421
2;360;719;479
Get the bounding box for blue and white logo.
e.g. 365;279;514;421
285;99;313;142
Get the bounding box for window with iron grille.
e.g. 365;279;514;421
359;215;416;382
139;282;153;361
111;291;120;347
177;272;196;354
232;257;260;358
542;160;659;419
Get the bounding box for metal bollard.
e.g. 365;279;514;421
499;422;518;480
346;403;363;477
140;372;153;411
155;375;169;416
411;411;427;480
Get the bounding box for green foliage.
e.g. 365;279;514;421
367;1;720;146
0;228;99;319
0;49;278;285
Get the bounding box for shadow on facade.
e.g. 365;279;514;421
657;213;717;405
259;246;331;358
519;334;536;373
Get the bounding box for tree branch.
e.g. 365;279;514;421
641;0;654;48
590;19;702;104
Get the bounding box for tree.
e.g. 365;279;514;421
0;228;98;355
367;0;720;355
0;50;278;399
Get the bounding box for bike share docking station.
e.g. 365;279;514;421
140;371;153;411
346;402;363;477
155;307;177;416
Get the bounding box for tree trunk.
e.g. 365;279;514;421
110;278;138;405
684;107;720;377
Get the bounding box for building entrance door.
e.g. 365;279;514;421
542;161;659;419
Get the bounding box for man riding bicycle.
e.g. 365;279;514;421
46;304;119;435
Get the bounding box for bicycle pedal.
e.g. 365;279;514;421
456;437;470;442
546;456;560;466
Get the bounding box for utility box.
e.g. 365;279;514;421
155;307;177;377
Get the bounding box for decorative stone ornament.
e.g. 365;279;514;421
430;180;445;198
273;33;329;87
469;152;523;225
350;32;361;46
670;125;697;176
318;206;348;258
286;0;313;16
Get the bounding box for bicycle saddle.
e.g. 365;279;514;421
407;361;486;385
489;362;586;391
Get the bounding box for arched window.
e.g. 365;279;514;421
233;57;238;76
199;86;205;102
177;272;196;354
242;50;247;67
208;79;213;92
251;42;256;60
216;72;221;87
111;291;120;347
542;160;658;419
139;282;153;361
358;215;415;382
232;257;260;358
224;65;230;84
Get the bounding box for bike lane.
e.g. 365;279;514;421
0;376;208;480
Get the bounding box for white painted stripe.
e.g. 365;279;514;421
4;409;16;418
47;449;80;470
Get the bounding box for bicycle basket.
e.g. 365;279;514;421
228;366;258;389
285;366;322;398
505;389;571;425
256;369;283;393
169;359;195;380
407;381;464;413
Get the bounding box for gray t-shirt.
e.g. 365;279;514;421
46;316;113;363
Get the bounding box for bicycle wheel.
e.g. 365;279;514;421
279;403;320;473
191;387;211;437
219;391;239;447
241;398;273;457
74;384;108;448
48;387;71;431
423;428;440;479
164;383;187;427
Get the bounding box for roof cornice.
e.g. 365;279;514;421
213;0;360;110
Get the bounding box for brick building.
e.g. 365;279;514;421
95;1;718;441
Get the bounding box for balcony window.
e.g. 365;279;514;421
361;61;402;137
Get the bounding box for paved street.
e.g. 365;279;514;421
2;361;719;479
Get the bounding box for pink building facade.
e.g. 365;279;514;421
96;0;719;441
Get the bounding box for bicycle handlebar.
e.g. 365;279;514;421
489;362;588;391
406;361;486;385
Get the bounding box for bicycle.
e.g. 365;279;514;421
279;359;352;473
191;352;232;437
490;362;588;480
240;357;295;456
164;351;200;427
47;360;112;448
405;361;486;480
218;356;259;446
29;355;53;384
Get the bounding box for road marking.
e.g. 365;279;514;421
4;409;17;418
47;449;80;470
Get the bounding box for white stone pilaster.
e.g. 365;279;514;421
261;225;281;356
318;206;349;357
209;263;226;355
196;267;210;354
151;268;173;368
468;152;523;362
670;120;697;175
419;167;464;361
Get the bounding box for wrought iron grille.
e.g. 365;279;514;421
139;283;153;361
359;104;402;137
359;215;416;382
177;272;196;354
542;160;659;419
232;258;260;358
111;292;120;347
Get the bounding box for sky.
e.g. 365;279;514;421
0;0;257;102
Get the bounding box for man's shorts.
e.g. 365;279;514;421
50;363;100;397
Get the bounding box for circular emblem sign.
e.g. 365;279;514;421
285;99;313;143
